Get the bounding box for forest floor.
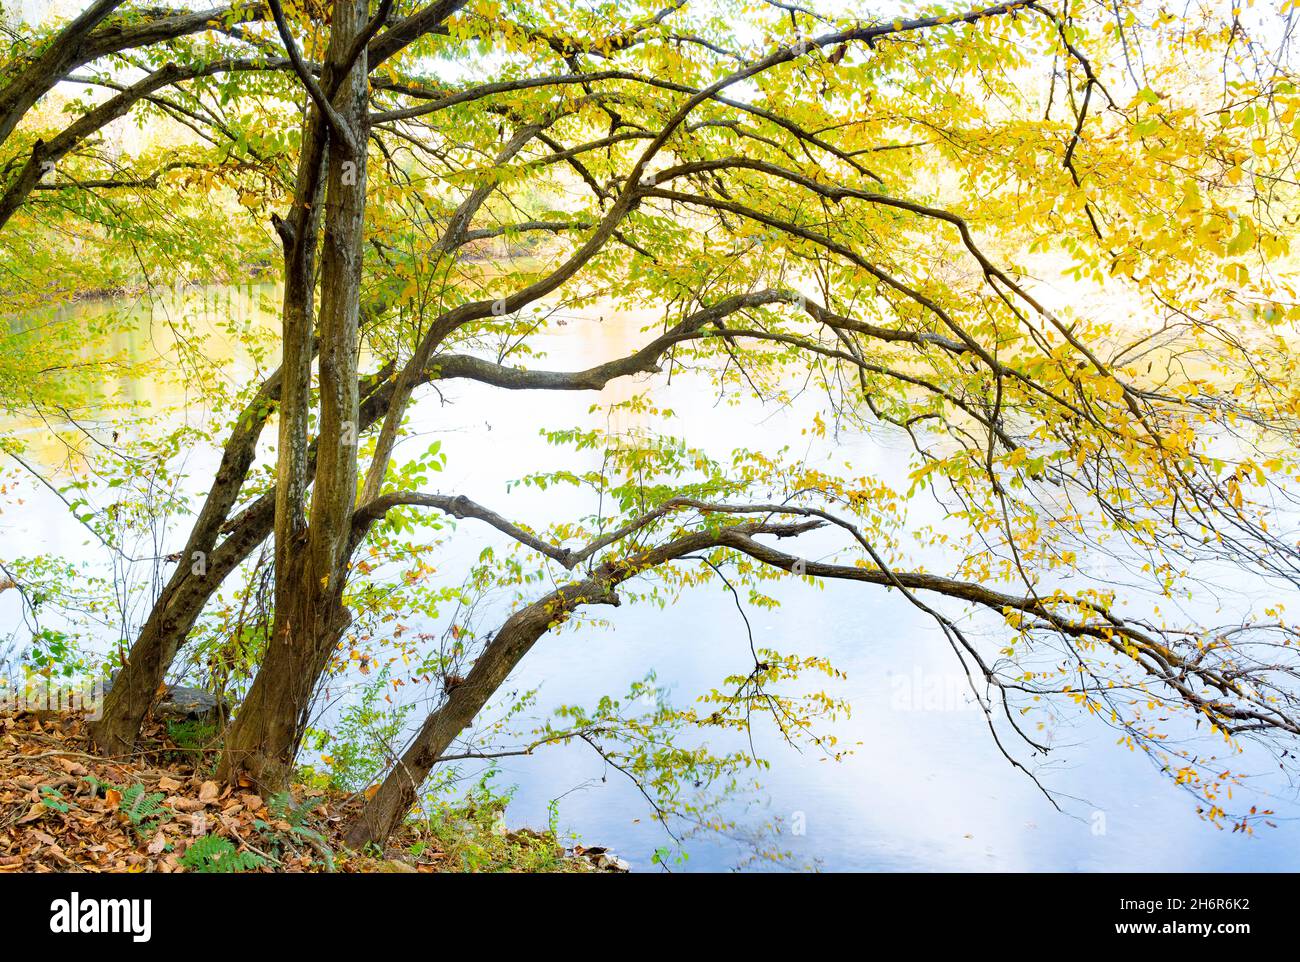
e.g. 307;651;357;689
0;709;622;873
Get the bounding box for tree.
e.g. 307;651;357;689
3;0;1300;851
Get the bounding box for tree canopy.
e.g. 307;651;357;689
3;0;1300;855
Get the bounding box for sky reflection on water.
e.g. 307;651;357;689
4;288;1298;871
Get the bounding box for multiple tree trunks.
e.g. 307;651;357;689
7;0;1296;852
217;0;372;790
88;356;396;756
11;2;1041;841
11;0;1057;849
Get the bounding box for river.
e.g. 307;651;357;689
3;283;1298;871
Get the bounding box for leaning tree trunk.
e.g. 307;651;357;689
91;580;210;754
90;341;399;755
217;0;370;791
89;378;281;754
344;578;619;849
342;523;810;848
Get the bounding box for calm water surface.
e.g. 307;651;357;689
4;285;1298;871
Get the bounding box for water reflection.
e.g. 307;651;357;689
3;286;1297;871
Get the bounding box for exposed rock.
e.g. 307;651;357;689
102;672;229;724
154;686;226;723
571;844;631;872
595;852;631;872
